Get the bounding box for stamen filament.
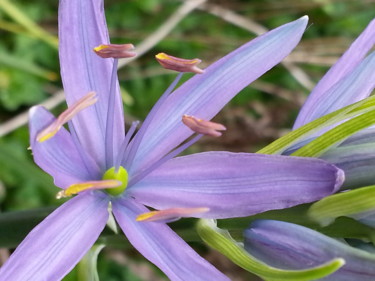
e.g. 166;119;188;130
115;121;140;171
123;72;183;167
136;207;210;222
56;179;121;199
105;59;119;169
37;92;97;142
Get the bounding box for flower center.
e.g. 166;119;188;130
102;166;128;196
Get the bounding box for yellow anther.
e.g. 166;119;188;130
37;92;97;142
93;44;109;52
155;53;204;74
56;179;121;199
136;207;210;222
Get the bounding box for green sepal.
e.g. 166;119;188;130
63;244;105;281
309;185;375;227
197;219;344;281
258;95;375;155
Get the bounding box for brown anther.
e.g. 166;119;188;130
155;53;204;74
94;44;137;59
182;115;226;137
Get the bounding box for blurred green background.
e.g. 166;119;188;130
0;0;374;280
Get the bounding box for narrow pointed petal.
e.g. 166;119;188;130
129;17;309;174
294;19;375;129
112;198;229;281
340;128;375;146
128;152;343;218
244;220;375;281
29;106;100;188
59;0;124;167
294;51;375;128
0;193;109;281
321;143;375;188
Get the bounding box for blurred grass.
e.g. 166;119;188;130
0;0;374;280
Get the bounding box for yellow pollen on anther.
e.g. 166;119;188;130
136;211;160;221
136;207;210;222
93;44;109;52
37;92;97;142
56;179;121;199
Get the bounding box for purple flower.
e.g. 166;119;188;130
244;220;375;281
283;18;375;188
0;1;344;280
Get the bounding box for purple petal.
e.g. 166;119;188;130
29;106;100;188
128;152;343;218
321;143;375;189
0;193;109;281
129;17;309;174
59;0;124;168
244;220;375;281
112;198;229;281
294;19;375;129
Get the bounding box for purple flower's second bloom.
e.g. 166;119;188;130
244;220;375;281
283;18;375;189
0;1;344;280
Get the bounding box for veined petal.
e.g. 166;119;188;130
294;51;375;129
294;19;375;129
112;198;229;281
340;128;375;146
29;106;100;189
59;0;124;168
129;16;309;174
244;220;375;281
0;193;109;281
321;143;375;188
128;151;343;218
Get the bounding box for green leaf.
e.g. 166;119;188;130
0;50;57;80
257;95;375;155
197;219;344;281
292;108;375;157
309;185;375;226
0;0;58;48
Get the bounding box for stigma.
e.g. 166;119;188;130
37;92;97;142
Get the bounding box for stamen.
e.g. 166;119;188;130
94;44;136;59
136;207;210;222
114;121;140;171
182;115;226;137
56;179;120;199
123;72;184;167
129;134;202;186
37;92;97;142
156;53;204;74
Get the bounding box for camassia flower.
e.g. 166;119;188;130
284;18;375;189
0;1;344;280
244;220;375;281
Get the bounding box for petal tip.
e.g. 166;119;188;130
334;168;345;192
